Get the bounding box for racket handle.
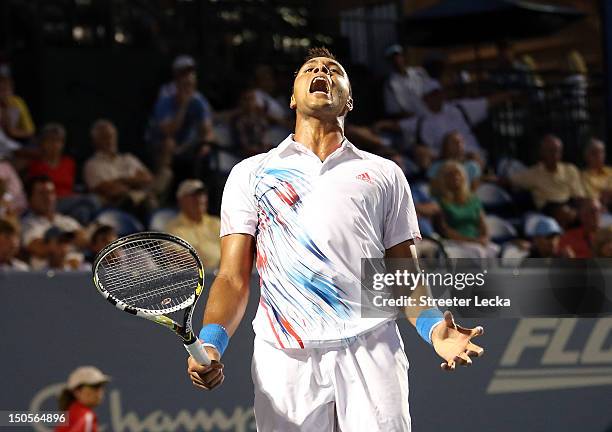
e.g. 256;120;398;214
184;340;211;366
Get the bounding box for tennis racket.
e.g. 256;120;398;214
92;232;211;365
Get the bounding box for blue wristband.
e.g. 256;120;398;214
416;308;444;345
198;324;230;356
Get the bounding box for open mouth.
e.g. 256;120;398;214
309;76;330;95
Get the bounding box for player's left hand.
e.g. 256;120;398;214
431;310;484;371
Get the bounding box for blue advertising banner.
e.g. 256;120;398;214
1;272;611;432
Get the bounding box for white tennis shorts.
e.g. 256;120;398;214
251;320;411;431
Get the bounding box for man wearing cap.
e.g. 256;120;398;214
525;216;572;259
383;44;430;119
166;179;221;268
153;55;216;181
56;366;110;432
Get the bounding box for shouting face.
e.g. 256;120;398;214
290;57;353;119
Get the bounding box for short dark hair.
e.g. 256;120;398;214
39;123;66;142
304;47;337;63
0;218;17;236
91;224;116;245
26;175;53;198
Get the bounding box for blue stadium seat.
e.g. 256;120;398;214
148;207;178;232
95;209;144;237
485;215;518;243
476;183;513;211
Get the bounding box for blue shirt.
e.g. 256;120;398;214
154;93;212;145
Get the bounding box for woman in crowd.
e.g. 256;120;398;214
432;161;499;259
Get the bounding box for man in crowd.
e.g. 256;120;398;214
153;62;216;181
86;224;117;264
383;44;430;119
582;138;612;207
21;175;86;267
559;198;602;259
0;218;28;270
0;157;27;217
84;119;157;217
509;134;585;209
165;179;221;268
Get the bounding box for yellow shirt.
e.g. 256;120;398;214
510;162;585;208
5;95;35;135
166;213;221;268
582;166;612;200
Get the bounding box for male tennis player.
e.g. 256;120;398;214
188;47;484;431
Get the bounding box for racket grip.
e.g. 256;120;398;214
184;340;211;366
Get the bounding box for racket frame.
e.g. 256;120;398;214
93;231;210;365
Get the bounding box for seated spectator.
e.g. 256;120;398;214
558;198;602;259
526;216;572;259
252;64;292;128
541;201;577;231
0;158;27;217
0;67;35;142
28;123;76;198
405;145;433;183
153;66;216;180
0;218;28;270
427;131;482;188
158;55;197;99
86;224;117;264
509;134;585;209
230;88;272;157
582;138;612;206
21;175;86;264
42;226;89;271
165;179;221;268
397;79;511;157
432;161;499;259
593;226;612;258
383;44;430;118
84;119;157;218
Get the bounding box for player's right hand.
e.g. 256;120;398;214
187;346;224;391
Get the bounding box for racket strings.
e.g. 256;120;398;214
98;238;199;311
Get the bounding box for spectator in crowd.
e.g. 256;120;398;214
42;226;89;271
84;119;157;218
377;79;510;157
404;145;433;183
432;161;499;258
427;130;482;188
541;201;577;231
0;158;27;217
252;64;292;127
21;175;86;264
158;55;197;99
230;88;272;157
526;216;571;259
582;138;612;206
153;64;216;180
593;226;612;258
383;44;430;118
56;366;110;432
86;224;117;264
564;50;589;122
558;198;602;259
0;218;28;270
509;134;586;209
28;123;76;199
0;67;35;142
165;179;221;268
491;40;533;88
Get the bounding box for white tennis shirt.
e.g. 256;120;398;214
221;135;420;348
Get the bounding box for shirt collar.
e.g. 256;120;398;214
277;134;363;159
